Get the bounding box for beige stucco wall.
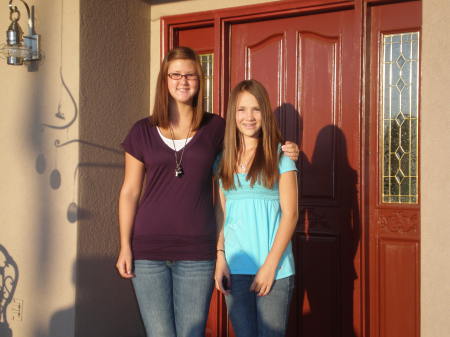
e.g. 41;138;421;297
0;1;79;337
421;1;450;336
75;1;151;336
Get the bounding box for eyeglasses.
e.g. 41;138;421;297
168;73;199;81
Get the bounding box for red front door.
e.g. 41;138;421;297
229;9;362;337
163;1;421;336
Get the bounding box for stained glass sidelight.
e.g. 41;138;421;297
381;32;419;203
199;53;214;113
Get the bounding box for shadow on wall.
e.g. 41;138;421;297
17;48;62;337
45;260;143;337
275;104;360;337
274;103;301;145
2;1;142;337
75;257;144;337
297;125;359;337
44;262;76;337
31;87;138;337
76;0;151;336
36;260;142;337
0;245;19;337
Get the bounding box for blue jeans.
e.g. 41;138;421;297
225;274;294;337
132;260;215;337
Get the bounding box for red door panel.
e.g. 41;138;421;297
177;26;214;53
246;33;285;108
298;32;339;201
230;9;361;337
232;30;285;109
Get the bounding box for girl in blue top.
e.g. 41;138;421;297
214;79;299;337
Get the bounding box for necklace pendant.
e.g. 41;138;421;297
175;165;184;178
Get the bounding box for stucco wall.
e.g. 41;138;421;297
0;1;79;337
421;1;450;336
76;1;151;336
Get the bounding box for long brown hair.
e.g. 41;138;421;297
219;80;282;190
151;47;205;129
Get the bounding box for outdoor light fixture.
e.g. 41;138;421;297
0;0;40;65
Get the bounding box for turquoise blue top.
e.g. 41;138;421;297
219;153;297;279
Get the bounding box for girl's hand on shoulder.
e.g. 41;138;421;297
281;141;299;161
214;253;231;295
116;246;135;279
250;263;276;296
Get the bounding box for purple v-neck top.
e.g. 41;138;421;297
122;113;225;260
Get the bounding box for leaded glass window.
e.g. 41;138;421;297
381;32;419;204
199;53;213;113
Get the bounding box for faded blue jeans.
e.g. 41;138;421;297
132;260;215;337
225;274;294;337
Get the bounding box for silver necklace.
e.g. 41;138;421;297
237;149;256;173
169;124;191;178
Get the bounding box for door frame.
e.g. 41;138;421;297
160;1;421;337
162;1;364;336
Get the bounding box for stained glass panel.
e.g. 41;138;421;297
381;32;419;203
199;53;214;113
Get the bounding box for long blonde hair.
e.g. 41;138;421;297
219;80;282;190
151;47;205;130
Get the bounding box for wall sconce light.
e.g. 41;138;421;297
0;0;40;65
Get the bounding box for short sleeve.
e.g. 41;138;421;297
121;119;147;162
279;153;298;174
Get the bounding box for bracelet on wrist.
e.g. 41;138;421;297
216;249;225;254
